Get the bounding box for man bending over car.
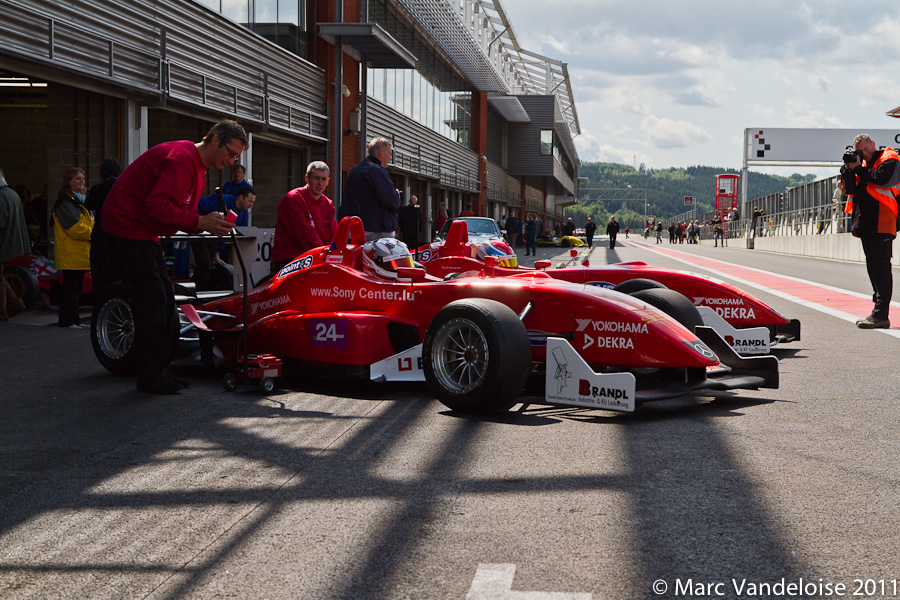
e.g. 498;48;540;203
102;120;247;394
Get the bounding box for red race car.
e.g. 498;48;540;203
91;217;778;413
4;252;95;310
414;220;800;355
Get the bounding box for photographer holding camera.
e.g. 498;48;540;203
841;133;900;329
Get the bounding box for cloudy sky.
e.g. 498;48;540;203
501;1;900;176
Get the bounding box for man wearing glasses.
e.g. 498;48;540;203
101;119;248;394
270;161;337;273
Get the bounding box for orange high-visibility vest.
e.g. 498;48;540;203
844;147;900;215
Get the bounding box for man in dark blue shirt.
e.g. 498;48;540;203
338;137;400;241
193;186;255;289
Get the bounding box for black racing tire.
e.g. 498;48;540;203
3;265;40;308
208;263;235;291
631;288;704;333
613;278;667;295
91;282;138;375
91;282;179;376
423;298;531;413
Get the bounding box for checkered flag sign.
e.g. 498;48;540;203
753;130;771;158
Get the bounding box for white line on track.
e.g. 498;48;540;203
466;564;593;599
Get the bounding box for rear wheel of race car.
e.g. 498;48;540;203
613;278;667;295
631;288;704;333
92;282;138;375
423;298;531;413
3;265;39;308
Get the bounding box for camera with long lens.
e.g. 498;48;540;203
843;146;862;165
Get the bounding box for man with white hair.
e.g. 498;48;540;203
339;137;400;241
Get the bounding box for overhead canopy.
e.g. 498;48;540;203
888;105;900;118
318;22;417;69
487;94;530;122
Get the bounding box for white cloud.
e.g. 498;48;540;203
501;1;900;170
640;116;713;149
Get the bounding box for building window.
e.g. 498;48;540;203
540;130;553;155
367;67;471;147
196;0;307;57
486;108;503;165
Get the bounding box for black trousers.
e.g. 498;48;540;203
108;235;176;383
58;270;85;327
608;233;617;248
860;234;893;320
191;240;217;290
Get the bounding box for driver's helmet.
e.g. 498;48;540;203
476;240;518;268
362;238;414;279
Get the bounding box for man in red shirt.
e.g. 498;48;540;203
101;120;247;394
270;161;337;272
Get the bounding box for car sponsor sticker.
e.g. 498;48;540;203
545;338;636;412
587;281;615;289
527;330;549;346
369;344;426;382
249;294;291;317
684;340;717;360
576;319;648;334
278;255;313;278
308;318;349;349
309;286;416;302
696;306;770;354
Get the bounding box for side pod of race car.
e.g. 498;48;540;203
414;220;801;355
91;216;779;414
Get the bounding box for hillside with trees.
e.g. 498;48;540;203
566;163;820;230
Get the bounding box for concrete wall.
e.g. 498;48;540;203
702;232;900;265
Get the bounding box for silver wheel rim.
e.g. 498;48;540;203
431;317;489;394
98;297;134;359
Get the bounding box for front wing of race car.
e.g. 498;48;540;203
370;325;778;412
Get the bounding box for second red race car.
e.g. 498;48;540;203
413;219;800;355
91;217;779;414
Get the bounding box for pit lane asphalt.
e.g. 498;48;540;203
3;237;900;600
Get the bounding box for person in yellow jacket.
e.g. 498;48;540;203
841;133;900;329
53;167;93;328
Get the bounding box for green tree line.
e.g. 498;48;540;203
566;163;819;230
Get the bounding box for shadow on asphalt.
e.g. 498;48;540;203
0;318;808;599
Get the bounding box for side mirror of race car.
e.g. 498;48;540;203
483;256;498;267
570;249;578;257
396;267;427;281
534;260;551;270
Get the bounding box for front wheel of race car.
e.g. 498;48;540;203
423;298;531;414
631;288;704;333
613;278;667;295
